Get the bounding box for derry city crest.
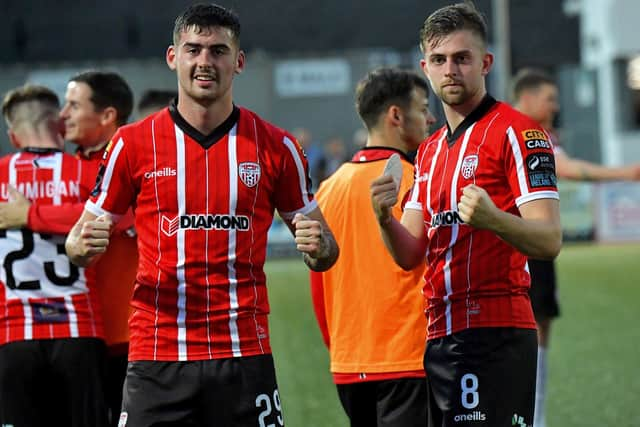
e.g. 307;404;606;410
461;155;479;179
238;162;261;188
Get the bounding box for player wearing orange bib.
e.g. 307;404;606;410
311;68;436;427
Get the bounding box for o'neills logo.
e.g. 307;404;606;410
161;214;250;236
431;210;464;227
144;167;177;179
454;411;487;422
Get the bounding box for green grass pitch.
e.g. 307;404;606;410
264;242;640;427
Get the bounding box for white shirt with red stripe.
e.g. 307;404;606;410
406;96;559;340
0;149;103;344
86;105;316;361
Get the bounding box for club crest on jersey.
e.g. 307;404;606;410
161;214;250;236
238;162;261;188
461;155;479;179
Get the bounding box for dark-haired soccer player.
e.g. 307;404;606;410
137;89;178;118
371;3;562;426
66;4;338;426
311;67;435;426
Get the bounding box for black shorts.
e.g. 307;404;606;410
424;328;537;427
0;337;109;427
528;258;560;320
119;354;283;427
336;378;427;427
106;353;129;426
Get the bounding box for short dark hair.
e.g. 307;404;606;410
137;89;177;116
511;68;556;102
420;2;488;52
173;3;241;45
69;71;133;126
355;67;429;130
2;84;59;127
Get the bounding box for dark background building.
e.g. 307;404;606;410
1;0;579;72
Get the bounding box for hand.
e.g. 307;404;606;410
292;213;327;258
457;184;498;229
76;214;113;258
0;186;30;229
370;175;398;226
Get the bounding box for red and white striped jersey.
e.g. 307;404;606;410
406;96;558;340
87;105;316;361
0;149;103;344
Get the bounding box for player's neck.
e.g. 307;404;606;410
366;129;408;153
177;96;234;135
443;90;487;133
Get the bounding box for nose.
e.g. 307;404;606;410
426;109;437;126
444;58;458;77
60;104;70;119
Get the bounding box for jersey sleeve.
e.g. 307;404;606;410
405;141;431;212
274;133;318;220
503;122;559;207
85;132;136;219
27;202;84;234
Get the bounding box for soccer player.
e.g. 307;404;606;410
0;71;137;426
65;4;339;427
0;84;109;427
310;67;435;427
512;67;640;427
137;89;178;118
370;3;562;426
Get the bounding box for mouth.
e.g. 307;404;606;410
193;73;216;86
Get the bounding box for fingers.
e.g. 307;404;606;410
293;214;323;255
78;219;112;256
7;186;26;202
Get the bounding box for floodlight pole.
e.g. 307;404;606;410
492;0;511;101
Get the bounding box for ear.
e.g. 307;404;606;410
100;106;118;127
388;105;402;126
235;50;245;75
166;45;177;71
420;58;429;79
8;130;20;149
481;51;494;76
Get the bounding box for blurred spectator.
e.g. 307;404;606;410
137;89;177;118
323;136;349;178
351;127;367;149
293;127;326;191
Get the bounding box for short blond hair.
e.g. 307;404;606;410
2;85;60;133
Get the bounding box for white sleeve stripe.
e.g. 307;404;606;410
84;200;123;221
95;137;125;208
506;126;529;197
279;199;318;220
282;135;313;207
516;190;559;207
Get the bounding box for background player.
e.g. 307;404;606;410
512;67;640;427
65;4;339;426
371;3;562;426
136;89;178;118
0;84;109;427
0;71;137;426
310;67;435;426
